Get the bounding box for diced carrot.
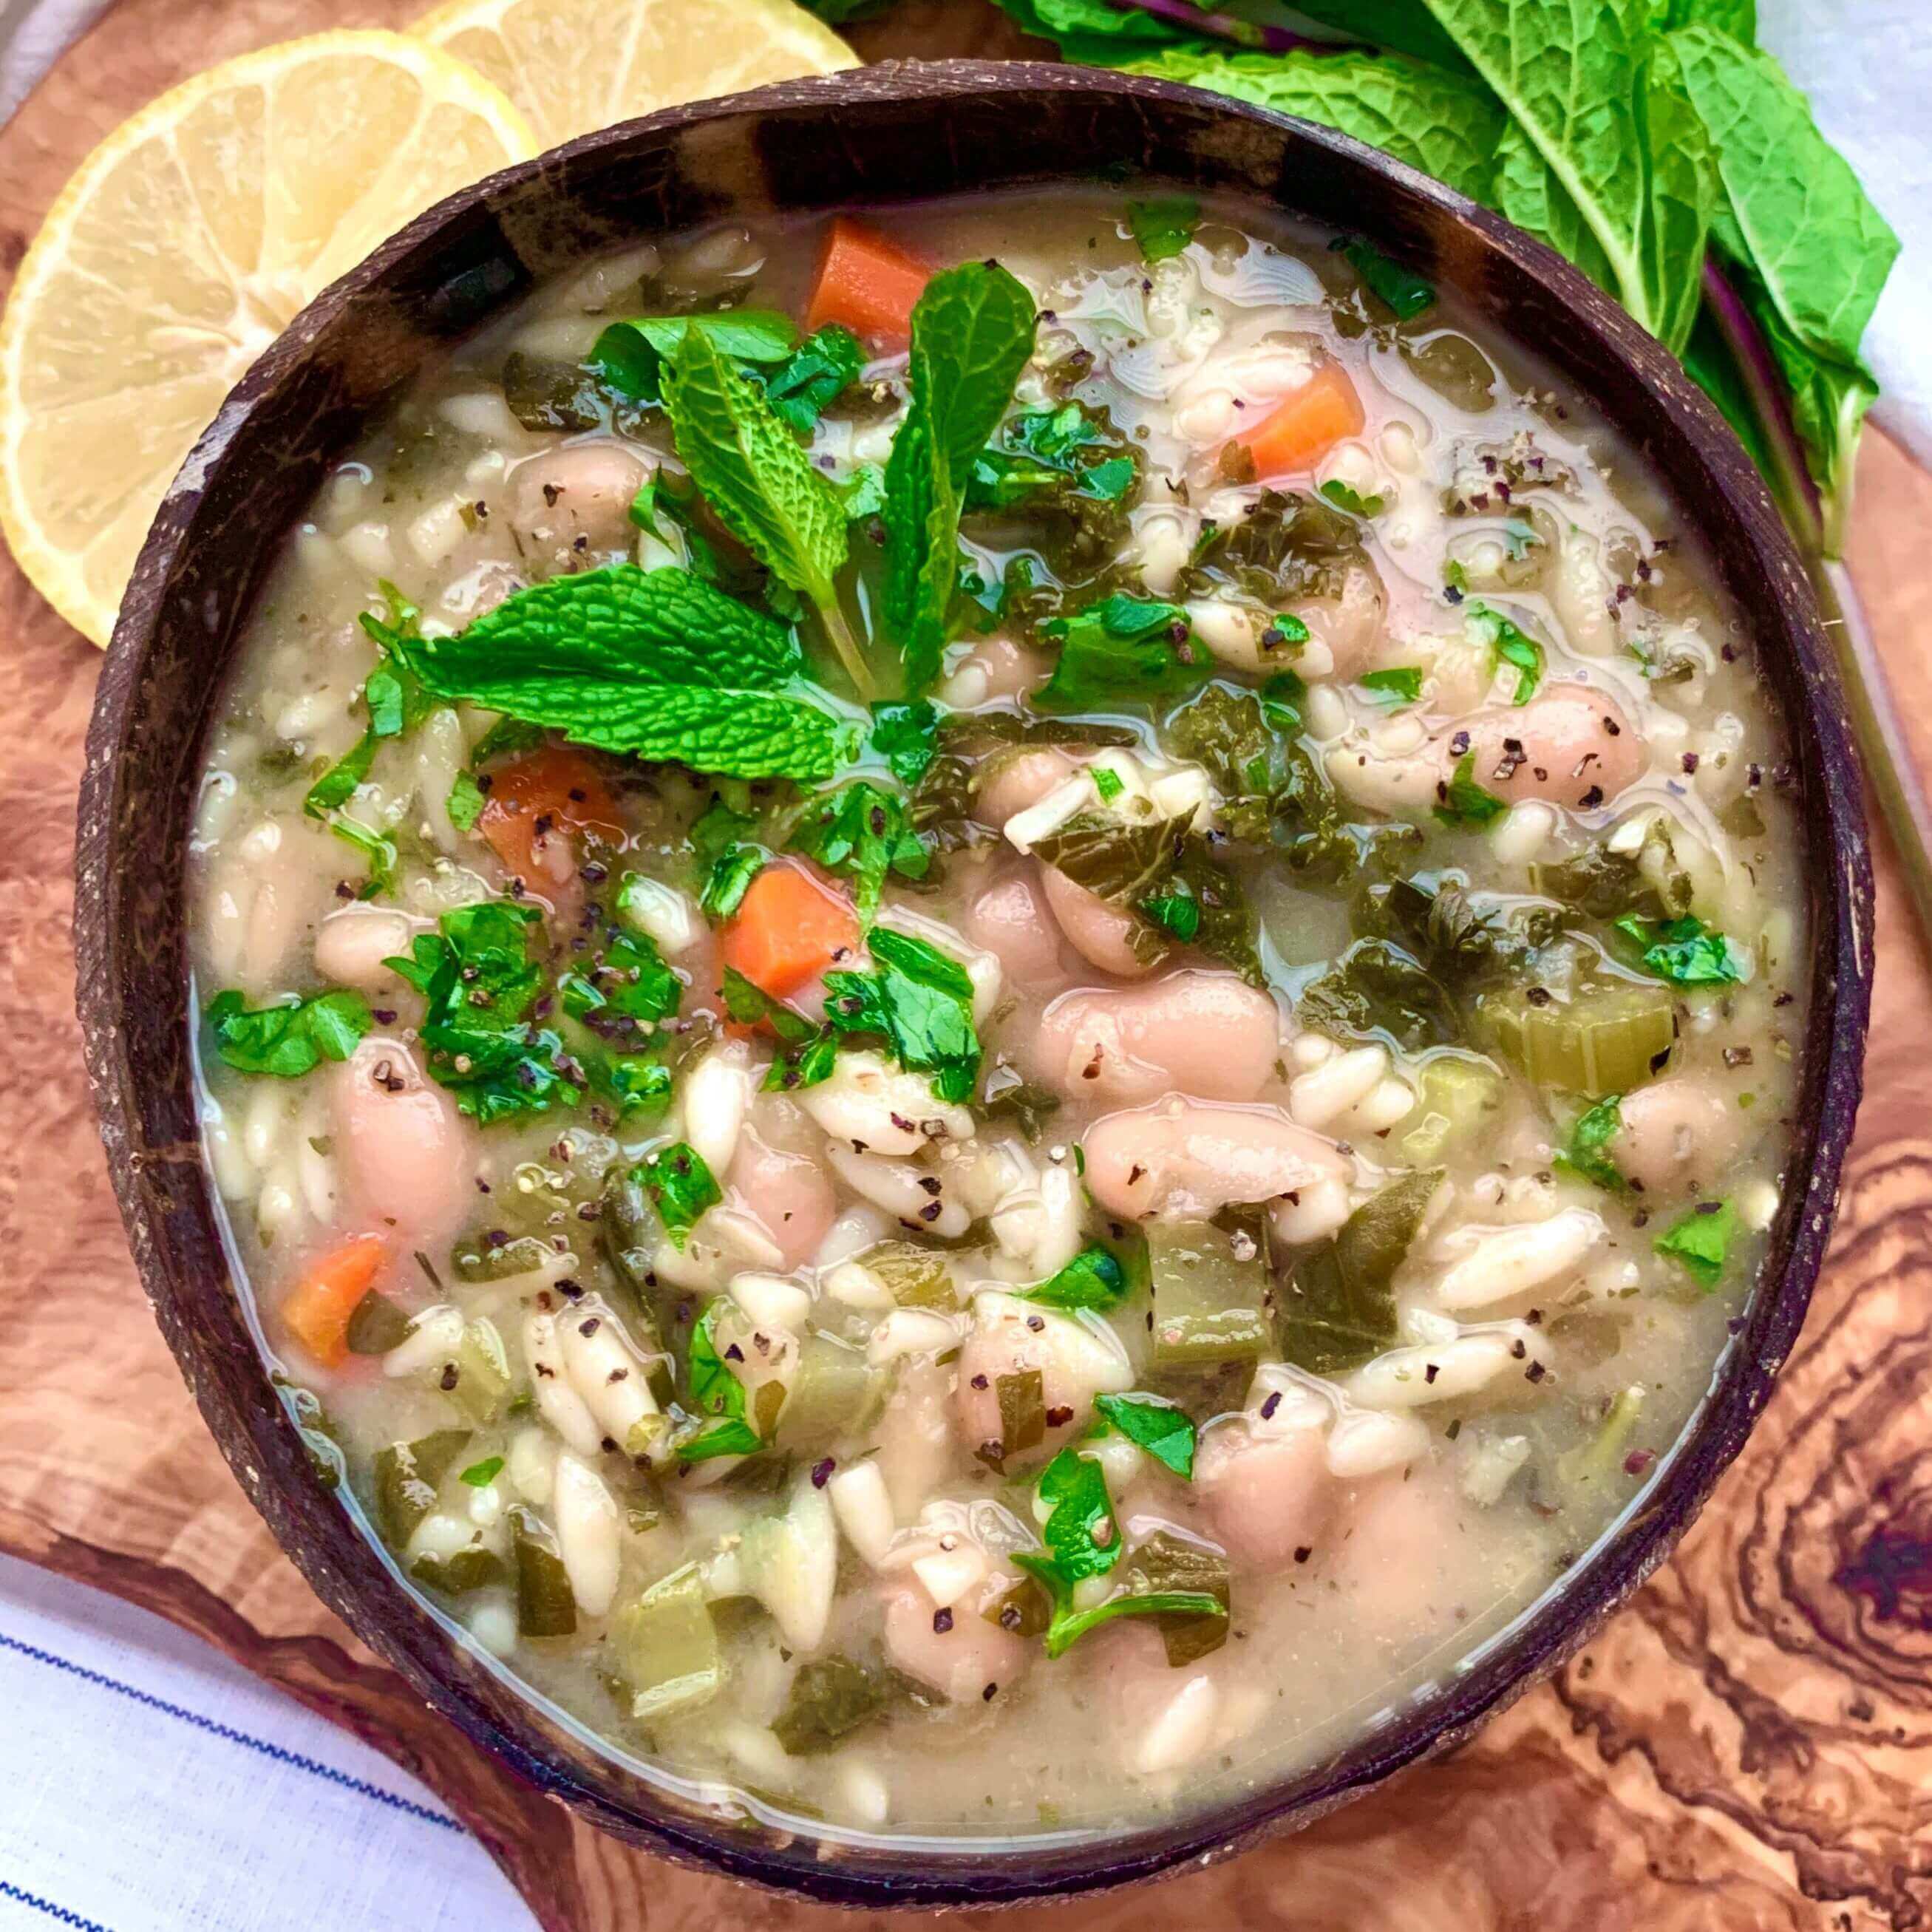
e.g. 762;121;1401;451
285;1236;387;1370
1233;361;1366;480
720;863;859;1001
803;217;931;347
478;746;625;885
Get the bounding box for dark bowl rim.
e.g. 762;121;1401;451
73;56;1874;1909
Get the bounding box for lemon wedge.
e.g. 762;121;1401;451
0;31;536;646
413;0;857;152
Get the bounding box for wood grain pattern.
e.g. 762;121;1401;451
3;4;1930;1924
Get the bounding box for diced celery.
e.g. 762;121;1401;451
770;1656;888;1756
991;1368;1046;1466
1480;983;1675;1097
372;1429;470;1545
1115;1531;1231;1667
409;1544;504;1595
1146;1218;1271;1370
451;1233;554;1282
857;1239;957;1310
613;1563;722;1722
1398;1055;1506;1165
344;1290;411;1356
446;1318;513;1426
776;1332;887;1451
511;1506;577;1638
1557;1384;1647;1489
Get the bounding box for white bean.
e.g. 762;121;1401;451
825;1144;970;1239
1434;1208;1604;1311
552;1451;622;1619
797;1050;973;1156
1347;1321;1551;1408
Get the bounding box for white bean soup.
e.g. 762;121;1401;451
189;193;1806;1837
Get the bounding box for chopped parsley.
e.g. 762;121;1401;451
1319;478;1385;517
1434;749;1508;828
1093;1392;1197;1480
823;928;982;1103
384;900;582;1125
639;1141;722;1250
786;780;930;918
459;1456;505;1489
1361;666;1424;707
1037;594;1204;712
1615;914;1751;985
678;1299;763;1462
1018;1246;1128;1312
869;699;940;787
1557;1095;1627;1191
1126;194;1201;263
205;988;373;1079
1467;602;1545;704
1655;1198;1738;1288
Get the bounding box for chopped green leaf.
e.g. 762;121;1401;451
787;780;929;918
1435;749;1508;828
559;927;681;1030
205;988;373;1079
759;323;864;435
1361;666;1424;707
1015;1449;1121;1596
701;846;764;919
1655;1197;1738;1288
1037;594;1203;712
689;793;764;919
1557;1095;1627;1191
1093;1392;1197;1480
1467;602;1545;704
323;814;399;897
640;1142;722;1251
459;1456;506;1489
882;262;1038;695
1020;1246;1127;1313
823;927;980;1103
868;699;939;787
678;1299;763;1461
1615;913;1750;984
1091;766;1124;803
1341;237;1438;320
1138;887;1201;942
387;564;849;781
469;716;547;766
384;900;582;1125
1281;1169;1441;1374
1319;477;1386;517
838;463;888;520
446;769;488;833
1127;194;1200;263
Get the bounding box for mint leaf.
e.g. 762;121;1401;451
1127;48;1502;205
882;262;1037;695
1671;27;1896;373
384;900;582;1125
1361;666;1424;707
1434;749;1508;828
1036;594;1203;712
760;323;863;435
1429;0;1718;354
1557;1095;1627;1191
1614;913;1750;984
589;310;800;409
1020;1246;1127;1313
1319;478;1385;517
678;1299;763;1461
640;1142;722;1250
206;988;373;1078
823;928;980;1103
1093;1392;1197;1480
787;780;929;918
869;700;939;786
1655;1198;1738;1288
661;327;865;694
1126;194;1200;263
389;565;848;780
1466;602;1544;704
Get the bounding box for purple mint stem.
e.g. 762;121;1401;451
1700;257;1823;546
1100;0;1337;55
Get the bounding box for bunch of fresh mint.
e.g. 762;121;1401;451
950;0;1896;560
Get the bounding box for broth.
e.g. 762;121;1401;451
188;191;1804;1838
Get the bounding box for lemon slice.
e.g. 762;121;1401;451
414;0;858;152
0;32;535;647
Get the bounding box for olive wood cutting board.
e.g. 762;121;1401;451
5;2;1932;1924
